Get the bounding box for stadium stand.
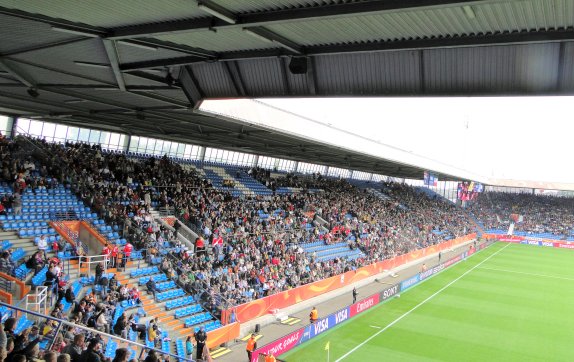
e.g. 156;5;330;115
6;132;567;362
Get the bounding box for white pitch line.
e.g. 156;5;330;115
369;325;381;329
335;243;510;362
478;266;574;282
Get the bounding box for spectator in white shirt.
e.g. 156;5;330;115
37;235;48;259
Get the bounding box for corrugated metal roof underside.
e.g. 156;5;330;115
424;43;561;93
212;0;350;14
0;0;206;28
0;59;112;86
187;42;574;98
561;41;574;90
156;28;282;52
8;39;117;85
116;43;189;64
265;0;574;46
0;14;78;54
66;89;177;109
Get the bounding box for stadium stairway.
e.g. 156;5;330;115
0;230;65;284
113;254;223;358
114;260;193;357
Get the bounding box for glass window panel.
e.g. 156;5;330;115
0;116;11;136
99;132;111;145
88;130;100;144
67;127;79;141
29;120;44;137
109;133;120;146
41;122;56;141
54;125;68;142
146;139;156;153
129;136;139;152
16;118;30;134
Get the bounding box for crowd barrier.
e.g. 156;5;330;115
483;233;574;249
251;239;491;361
226;233;477;324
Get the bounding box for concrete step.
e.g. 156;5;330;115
1;235;27;241
9;238;35;245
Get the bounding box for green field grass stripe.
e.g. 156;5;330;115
477;266;574;281
334;243;511;362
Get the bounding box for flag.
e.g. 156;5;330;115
325;341;330;351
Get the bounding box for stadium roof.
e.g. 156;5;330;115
0;0;573;181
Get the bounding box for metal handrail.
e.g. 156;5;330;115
0;301;192;361
163;251;233;317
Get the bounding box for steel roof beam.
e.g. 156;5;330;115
0;59;36;88
102;39;127;91
120;55;210;71
2;37;88;57
118;28;574;70
0;7;215;58
108;0;486;39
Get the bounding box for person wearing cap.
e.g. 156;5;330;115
194;326;207;361
246;334;257;361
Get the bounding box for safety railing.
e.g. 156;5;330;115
0;301;192;361
25;286;49;320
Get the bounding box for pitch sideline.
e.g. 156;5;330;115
335;242;511;362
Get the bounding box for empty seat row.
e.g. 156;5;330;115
1;240;12;251
31;266;49;286
184;312;212;327
165;296;195;310
18;228;56;237
155;281;176;292
155;288;185;302
138;274;168;285
10;248;25;263
130;266;159;278
174;304;203;318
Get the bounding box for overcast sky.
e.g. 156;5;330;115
259;97;572;184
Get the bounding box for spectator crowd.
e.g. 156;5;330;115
6;132;574;361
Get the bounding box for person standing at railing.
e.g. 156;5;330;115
37;235;48;260
194;326;207;361
95;262;104;286
12;193;22;216
121;243;132;269
102;244;110;268
111;244;119;268
185;335;194;361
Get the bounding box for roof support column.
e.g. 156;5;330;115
293;161;299;173
252;155;259;168
199;146;206;163
7;116;16;138
124;134;132;153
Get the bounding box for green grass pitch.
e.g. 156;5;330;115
282;242;574;361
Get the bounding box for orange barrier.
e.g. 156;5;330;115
161;217;176;227
80;221;107;246
0;290;12;305
50;221;80;248
0;272;29;300
206;322;240;349
229;233;476;323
